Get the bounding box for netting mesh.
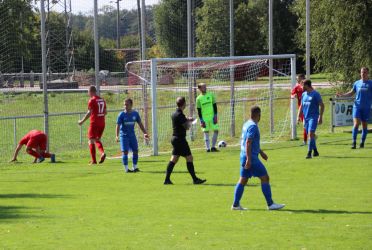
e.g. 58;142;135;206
127;57;293;153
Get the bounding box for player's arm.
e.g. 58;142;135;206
259;149;268;161
297;104;303;123
10;144;23;162
337;89;355;97
137;121;149;140
291;87;297;98
318;99;325;125
78;110;91;126
212;93;218;124
244;138;253;170
115;124;120;142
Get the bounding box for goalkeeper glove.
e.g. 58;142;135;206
200;119;206;128
213;115;218;124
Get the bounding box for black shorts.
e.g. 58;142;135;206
171;136;191;157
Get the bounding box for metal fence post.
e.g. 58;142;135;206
79;113;83;145
13;118;17;148
150;59;158;156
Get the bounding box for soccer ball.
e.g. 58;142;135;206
218;140;227;148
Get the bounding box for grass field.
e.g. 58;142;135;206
1;132;371;249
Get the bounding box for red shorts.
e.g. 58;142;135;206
27;134;47;150
88;124;105;140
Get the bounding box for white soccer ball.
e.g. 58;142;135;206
218;140;227;148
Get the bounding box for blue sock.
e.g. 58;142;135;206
352;126;358;143
308;138;313;151
361;128;368;143
133;153;138;165
311;137;317;151
261;183;273;206
122;154;128;166
233;183;245;207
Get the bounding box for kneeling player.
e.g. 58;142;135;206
10;130;55;163
116;98;149;173
232;106;284;210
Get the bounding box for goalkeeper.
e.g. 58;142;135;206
196;83;219;152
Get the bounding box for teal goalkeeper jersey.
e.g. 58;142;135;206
196;92;216;120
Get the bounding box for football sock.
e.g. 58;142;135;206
310;137;317;151
303;128;307;143
41;152;51;158
26;149;41;158
261;183;273;206
308;138;313;151
89;144;97;163
352;126;358;143
95;141;104;154
233;183;245;207
186;162;197;181
133;153;139;168
361;128;368;143
203;132;210;150
165;161;175;181
212;131;218;148
122;154;128;166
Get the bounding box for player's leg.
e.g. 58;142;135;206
26;138;44;162
38;135;56;162
210;121;219;151
130;136;139;172
185;154;206;184
256;162;285;210
360;109;370;148
232;175;249;210
301;114;307;145
164;155;179;184
352;107;361;149
120;137;131;172
95;126;106;163
304;120;312;158
203;131;210;152
88;139;97;164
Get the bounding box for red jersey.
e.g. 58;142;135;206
88;95;106;126
291;83;304;107
19;130;45;145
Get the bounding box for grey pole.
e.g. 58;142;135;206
268;0;274;134
305;0;311;79
290;56;297;140
116;0;121;49
140;0;149;135
229;0;235;137
40;0;49;150
94;0;100;95
150;59;158;156
187;0;194;140
140;0;146;60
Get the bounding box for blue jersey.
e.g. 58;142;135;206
116;110;141;137
240;120;260;166
352;79;372;109
301;90;322;120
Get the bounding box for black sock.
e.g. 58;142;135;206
186;162;197;181
165;161;175;181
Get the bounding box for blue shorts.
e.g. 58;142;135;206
120;136;138;152
304;118;318;134
353;106;370;122
240;159;268;179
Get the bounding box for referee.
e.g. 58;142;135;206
164;97;207;185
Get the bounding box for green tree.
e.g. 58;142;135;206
292;0;372;84
154;0;188;57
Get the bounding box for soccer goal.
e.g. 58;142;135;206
126;55;297;156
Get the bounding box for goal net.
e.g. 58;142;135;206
126;55;297;155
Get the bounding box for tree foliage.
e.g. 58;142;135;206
292;0;372;84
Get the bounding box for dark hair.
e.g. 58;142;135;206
251;105;261;117
176;96;186;108
197;83;206;89
124;98;133;105
89;85;97;93
297;73;305;79
303;79;312;88
361;67;369;72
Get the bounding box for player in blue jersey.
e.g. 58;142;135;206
116;98;149;173
297;79;324;159
231;106;285;211
337;67;372;149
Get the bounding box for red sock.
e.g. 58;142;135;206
89;144;97;163
27;149;41;158
95;141;105;154
41;152;51;158
303;128;308;142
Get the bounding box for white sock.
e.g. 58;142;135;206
204;132;210;150
124;165;129;172
133;164;137;170
212;131;218;148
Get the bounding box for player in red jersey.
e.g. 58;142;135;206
10;130;55;163
291;74;307;145
78;86;107;164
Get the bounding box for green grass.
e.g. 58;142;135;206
1;132;371;249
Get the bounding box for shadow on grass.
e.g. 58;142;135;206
321;155;372;159
141;170;204;174
0;193;73;199
0;206;39;220
203;183;260;187
282;209;372;215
